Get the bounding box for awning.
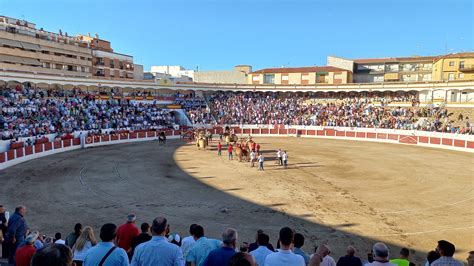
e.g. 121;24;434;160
0;38;23;49
21;42;41;51
0;54;41;66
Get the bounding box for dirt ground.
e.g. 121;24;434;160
0;137;472;264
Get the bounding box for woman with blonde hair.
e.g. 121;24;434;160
72;226;97;266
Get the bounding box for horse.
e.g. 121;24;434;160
158;132;166;145
235;144;249;162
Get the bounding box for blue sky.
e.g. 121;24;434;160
1;0;472;71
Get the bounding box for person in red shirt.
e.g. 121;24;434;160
217;142;222;156
116;214;140;257
228;144;233;160
15;232;38;266
256;143;261;153
251;142;256;152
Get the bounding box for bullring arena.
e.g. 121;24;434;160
0;126;473;264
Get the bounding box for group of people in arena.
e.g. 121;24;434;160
1;85;473;142
0;205;472;266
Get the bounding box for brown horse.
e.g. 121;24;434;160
235;144;249;162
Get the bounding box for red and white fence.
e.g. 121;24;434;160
0;127;472;170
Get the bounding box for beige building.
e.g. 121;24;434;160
248;66;351;85
194;65;251;84
432;52;474;81
0;16;92;78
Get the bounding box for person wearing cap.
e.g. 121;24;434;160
15;231;38;266
131;216;184;266
368;243;397;266
116;214;140;257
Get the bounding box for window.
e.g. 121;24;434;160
252;75;259;81
281;75;289;81
459;73;464;79
263;74;275;84
448;73;455;80
301;74;309;80
334;73;342;79
449;61;455;67
459;61;465;69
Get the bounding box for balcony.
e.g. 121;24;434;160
459;65;474;72
95;61;104;66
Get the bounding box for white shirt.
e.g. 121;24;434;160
282;153;288;161
250;152;256;160
258;155;264;163
180;236;196;259
55;239;66;245
321;255;336;266
250;246;273;266
277;151;282;158
264;249;305;266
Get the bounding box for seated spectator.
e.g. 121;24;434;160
72;226;97;266
389;248;415;266
202;228;237;266
368;243;396;266
250;233;273;266
230;252;257;266
293;233;310;265
186;225;221;266
181;224;197;259
54;232;66;245
130;222;152;258
65;223;82;248
336;245;362;266
431;240;463;266
15;231;38;266
31;244;74;266
131;216;184;266
264;227;305;266
83;223;129;266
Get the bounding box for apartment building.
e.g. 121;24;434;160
0;16;92;78
432;52;474;81
248;66;351;85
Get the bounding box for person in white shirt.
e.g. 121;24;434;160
276;149;283;165
250;233;273;266
72;226;97;264
250;151;256;168
54;232;66;245
264;227;304;266
258;154;264;171
321;253;336;266
282;151;288;169
181;224;197;259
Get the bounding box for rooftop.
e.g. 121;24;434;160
251;66;348;74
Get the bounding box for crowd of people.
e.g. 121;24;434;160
1;86;473;142
0;85;179;140
0;206;472;266
205;92;472;134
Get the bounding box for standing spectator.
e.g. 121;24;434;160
181;224;197;260
431;240;463;266
425;250;440;266
228;144;234;160
0;205;8;259
202;228;237;266
368;243;396;266
390;248;415;266
321;246;337;266
336;246;362;266
250;150;256;167
217;142;222;156
256;143;261;153
131;216;184;266
467;251;474;266
258;153;265;171
276;149;283;165
31;244;74;266
116;214;140;256
72;226;97;266
83;223;129;266
264;227;304;266
249;230;274;252
186;225;221;266
65;223;82;248
282;151;288;169
54;232;66;245
15;232;38;266
6;205;28;264
130;223;152;258
293;233;310;265
250;233;273;266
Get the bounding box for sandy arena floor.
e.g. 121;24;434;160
0;137;472;263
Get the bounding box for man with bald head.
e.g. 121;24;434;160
368;243;396;266
131;216;184;266
337;245;362;266
202;228;237;266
